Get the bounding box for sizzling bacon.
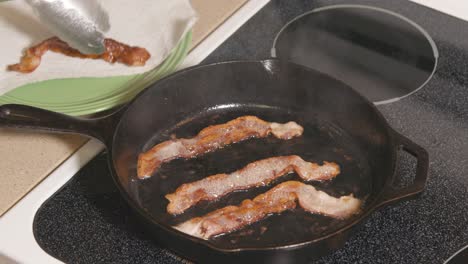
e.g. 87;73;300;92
7;37;151;73
174;181;361;240
137;116;304;179
166;156;340;215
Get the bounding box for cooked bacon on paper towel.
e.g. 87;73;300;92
8;37;150;73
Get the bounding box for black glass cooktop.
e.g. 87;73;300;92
34;0;468;263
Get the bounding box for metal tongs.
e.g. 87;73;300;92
25;0;110;54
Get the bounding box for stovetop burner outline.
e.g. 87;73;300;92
271;4;439;105
444;244;468;264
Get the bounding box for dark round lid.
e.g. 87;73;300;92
272;5;438;104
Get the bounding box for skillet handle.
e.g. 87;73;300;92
378;132;429;207
0;104;118;146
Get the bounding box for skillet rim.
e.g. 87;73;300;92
108;58;399;253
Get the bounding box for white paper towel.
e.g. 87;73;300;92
0;0;197;95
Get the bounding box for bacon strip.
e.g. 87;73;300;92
137;116;304;179
174;181;361;240
7;37;151;73
166;156;340;215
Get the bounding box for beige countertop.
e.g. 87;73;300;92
0;0;248;216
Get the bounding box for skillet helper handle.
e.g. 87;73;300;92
378;132;429;207
0;104;114;144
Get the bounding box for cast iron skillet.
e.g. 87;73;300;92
0;60;428;263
